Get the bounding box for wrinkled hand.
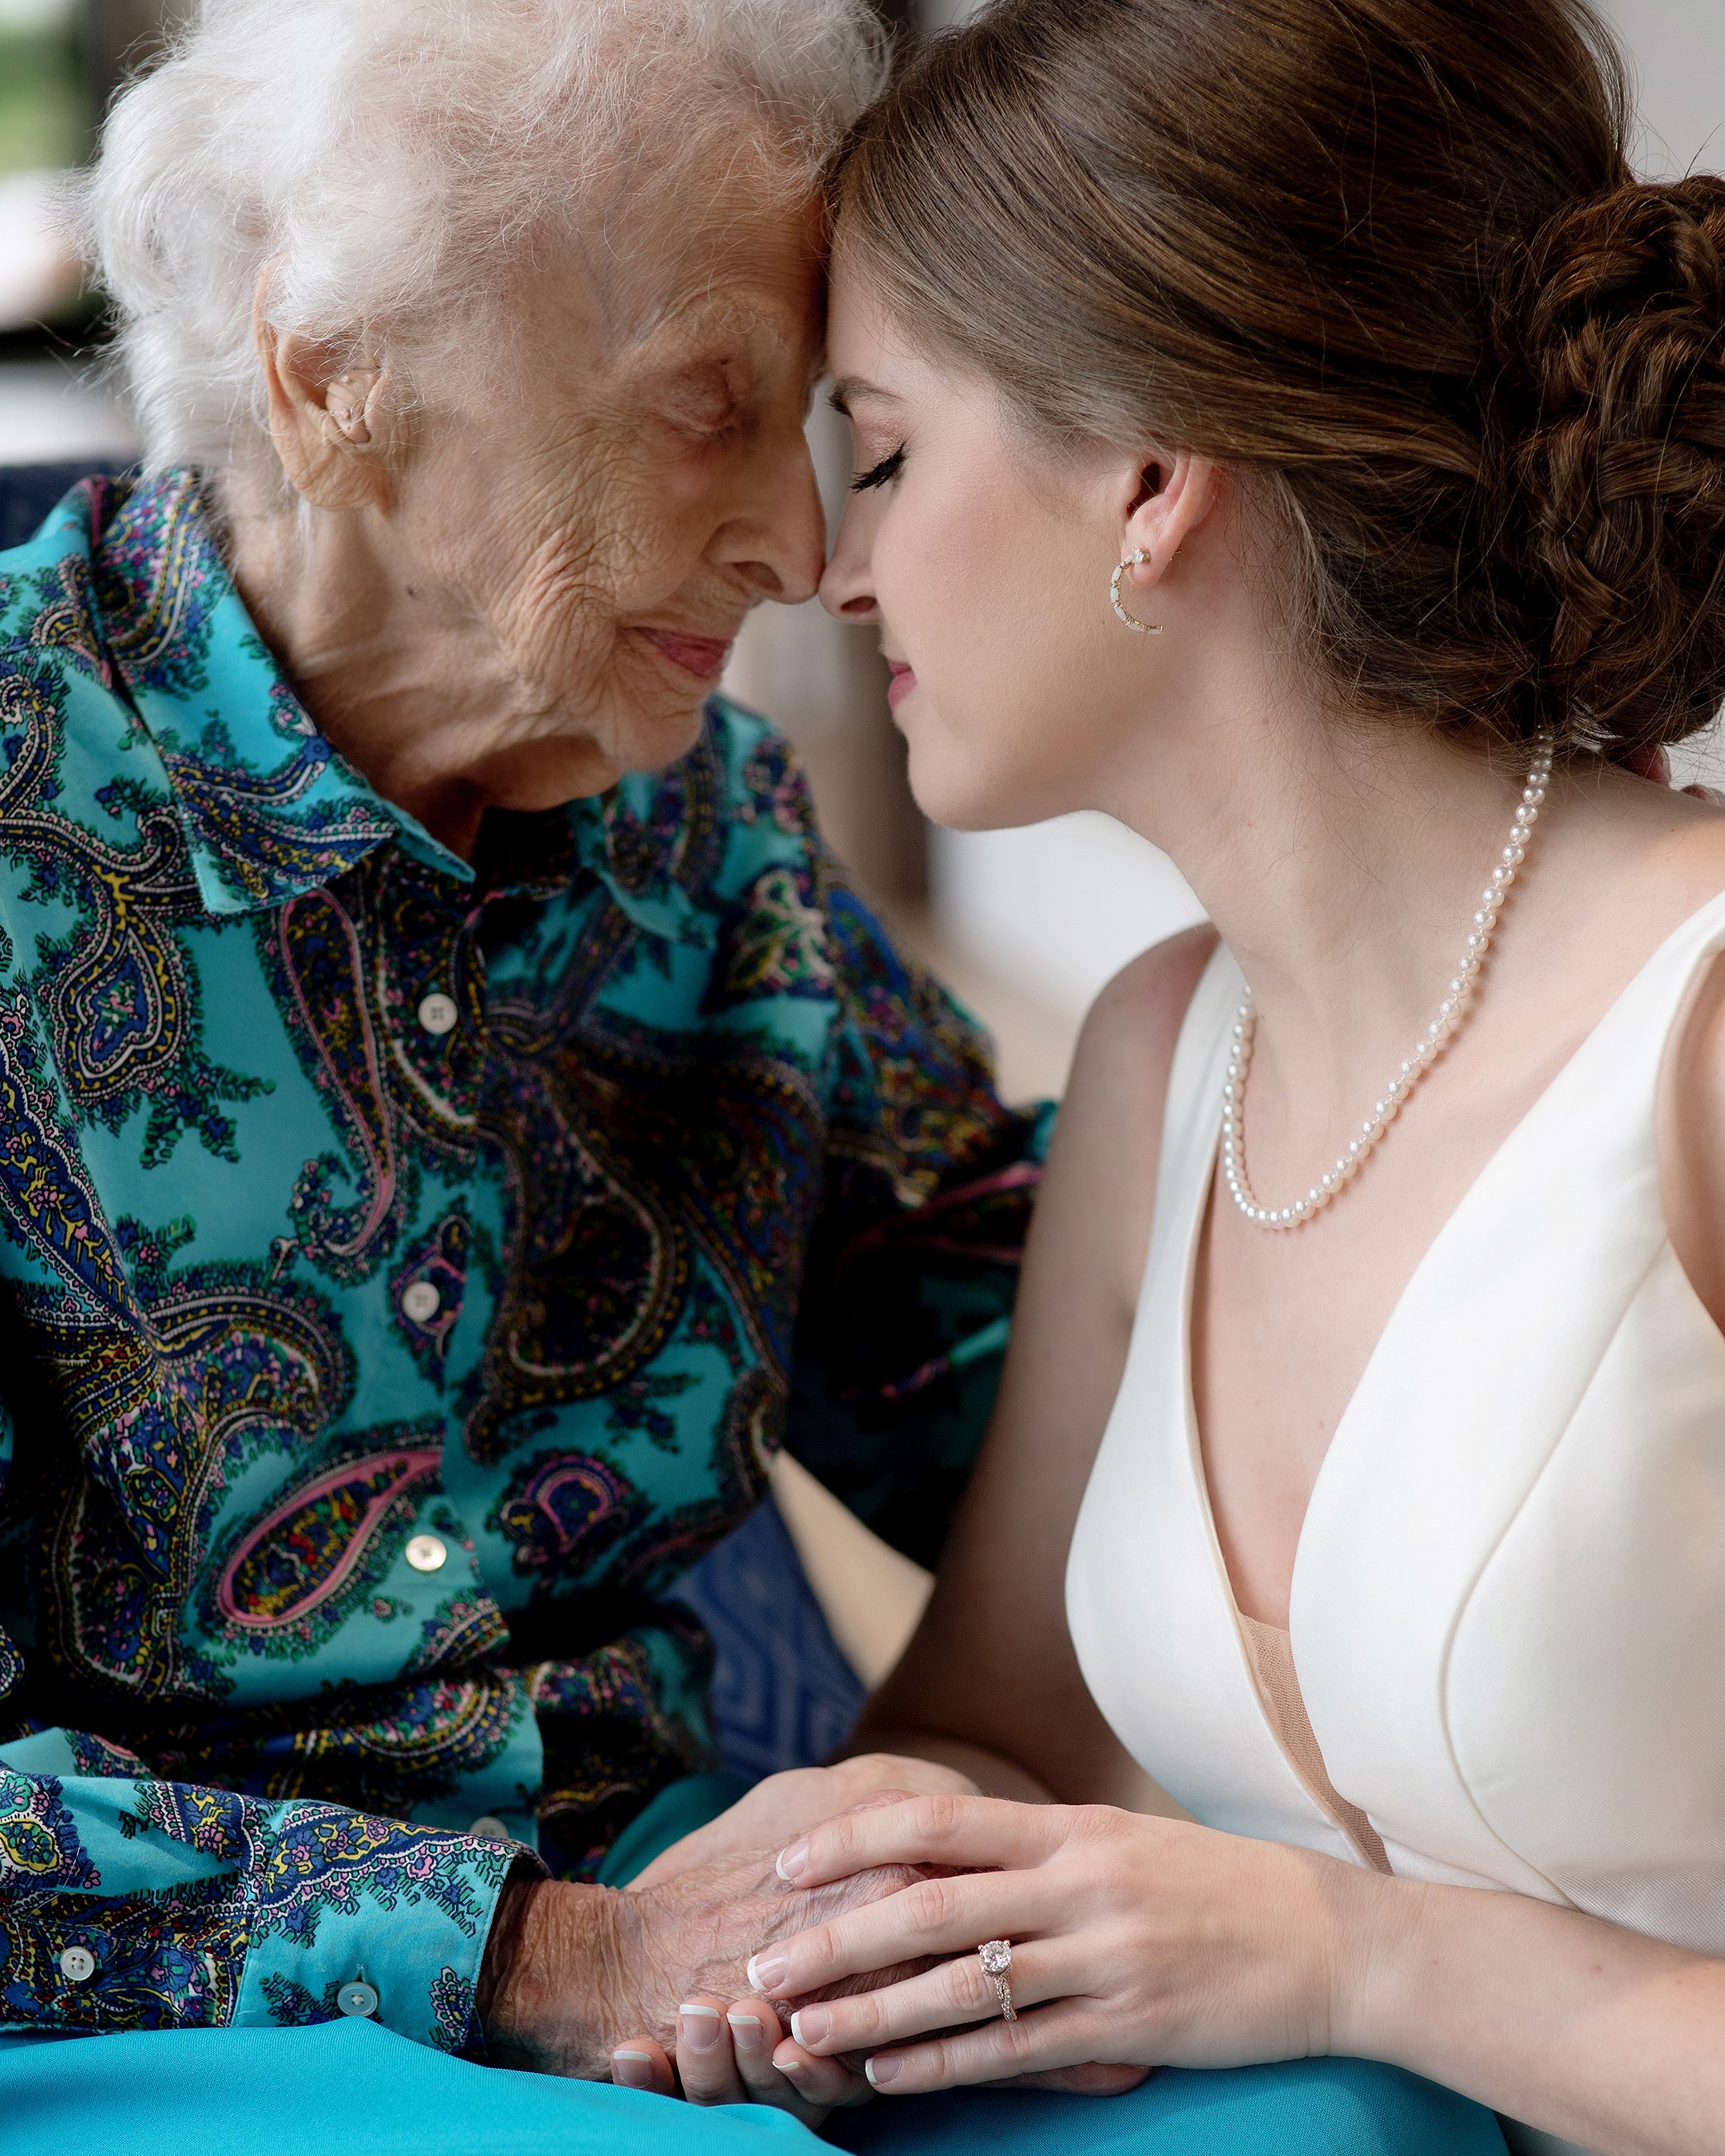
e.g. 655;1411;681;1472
480;1839;945;2089
609;1990;874;2123
627;1754;979;1891
603;1767;978;2122
745;1793;1367;2096
606;1975;1139;2119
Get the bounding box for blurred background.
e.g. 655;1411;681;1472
2;0;1720;1100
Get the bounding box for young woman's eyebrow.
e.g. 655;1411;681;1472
827;375;902;417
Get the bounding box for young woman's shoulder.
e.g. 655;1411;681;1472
1660;928;1725;1335
1077;922;1219;1086
1039;923;1219;1314
1612;789;1725;1329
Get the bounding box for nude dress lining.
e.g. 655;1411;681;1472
1235;1614;1392;1873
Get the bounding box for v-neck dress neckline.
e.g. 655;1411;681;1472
1067;886;1725;1940
1164;891;1725;1873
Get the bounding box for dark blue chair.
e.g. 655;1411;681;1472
0;456;867;1781
0;459;125;549
677;1496;866;1777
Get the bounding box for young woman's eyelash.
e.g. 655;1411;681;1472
851;446;906;493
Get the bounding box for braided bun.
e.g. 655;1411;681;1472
1496;176;1725;753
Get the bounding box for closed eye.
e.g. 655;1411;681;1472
851;446;905;493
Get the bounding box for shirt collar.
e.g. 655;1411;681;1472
85;470;712;942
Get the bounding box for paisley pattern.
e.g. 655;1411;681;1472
492;1449;648;1579
392;1211;470;1381
0;474;1045;2052
0;1769;97;1886
217;1444;446;1631
0;632;266;1168
715;863;836;1003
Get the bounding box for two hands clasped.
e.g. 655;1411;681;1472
486;1756;1370;2126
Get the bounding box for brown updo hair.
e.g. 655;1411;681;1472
829;0;1725;759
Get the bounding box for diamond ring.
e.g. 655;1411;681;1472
978;1938;1016;2022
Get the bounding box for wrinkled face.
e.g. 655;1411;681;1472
819;256;1188;832
387;149;829;809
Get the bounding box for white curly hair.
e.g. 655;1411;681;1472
75;0;886;479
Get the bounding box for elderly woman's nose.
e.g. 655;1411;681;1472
717;426;826;605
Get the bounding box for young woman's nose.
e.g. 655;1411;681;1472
818;504;880;622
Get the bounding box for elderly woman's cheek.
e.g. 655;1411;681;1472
476;542;613;723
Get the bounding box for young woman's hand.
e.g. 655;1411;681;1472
627;1754;980;1891
743;1793;1374;2095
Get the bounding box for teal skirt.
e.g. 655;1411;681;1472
0;1776;1507;2156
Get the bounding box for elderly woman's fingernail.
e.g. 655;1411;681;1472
865;2055;903;2090
613;2048;656;2088
776;1838;810;1882
789;2006;830;2049
747;1951;786;1993
678;2003;721;2051
773;2055;807;2079
726;2011;765;2054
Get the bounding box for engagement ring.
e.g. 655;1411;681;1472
978;1938;1016;2021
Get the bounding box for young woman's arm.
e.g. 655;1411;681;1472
589;931;1215;2113
731;938;1725;2155
752;1789;1725;2156
841;926;1216;1809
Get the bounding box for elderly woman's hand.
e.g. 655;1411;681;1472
625;1754;981;1891
479;1839;946;2089
590;1758;981;2122
610;1992;875;2122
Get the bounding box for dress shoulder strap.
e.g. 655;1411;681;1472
1140;939;1240;1293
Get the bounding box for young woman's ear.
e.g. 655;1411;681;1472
1119;450;1222;593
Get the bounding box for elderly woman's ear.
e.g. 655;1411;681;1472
256;295;394;512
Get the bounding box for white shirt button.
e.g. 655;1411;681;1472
401;1280;442;1326
405;1533;447;1573
59;1946;96;1984
336;1979;379;2019
416;993;459;1036
469;1816;512;1844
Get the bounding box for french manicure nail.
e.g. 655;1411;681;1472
678;2003;722;2051
773;2057;807;2079
865;2055;902;2090
789;2006;829;2049
726;2011;764;2052
613;2049;656;2088
775;1838;810;1882
746;1951;786;1994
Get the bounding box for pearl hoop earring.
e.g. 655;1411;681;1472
1110;549;1162;636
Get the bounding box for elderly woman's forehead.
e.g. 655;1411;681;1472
633;291;807;357
589;173;825;345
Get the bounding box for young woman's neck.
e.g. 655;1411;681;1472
1105;659;1539;1096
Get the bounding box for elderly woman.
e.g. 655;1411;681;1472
0;1;1046;2145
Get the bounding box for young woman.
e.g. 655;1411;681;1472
613;2;1725;2150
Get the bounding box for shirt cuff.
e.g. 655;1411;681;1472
235;1804;541;2055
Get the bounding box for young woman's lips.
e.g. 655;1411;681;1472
643;628;732;681
886;661;917;711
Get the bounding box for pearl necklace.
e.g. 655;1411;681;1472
1221;735;1555;1231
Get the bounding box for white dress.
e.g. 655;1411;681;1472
1065;893;1725;2156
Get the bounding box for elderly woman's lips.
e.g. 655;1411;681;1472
643;628;732;680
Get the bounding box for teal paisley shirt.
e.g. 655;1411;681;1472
0;475;1045;2054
